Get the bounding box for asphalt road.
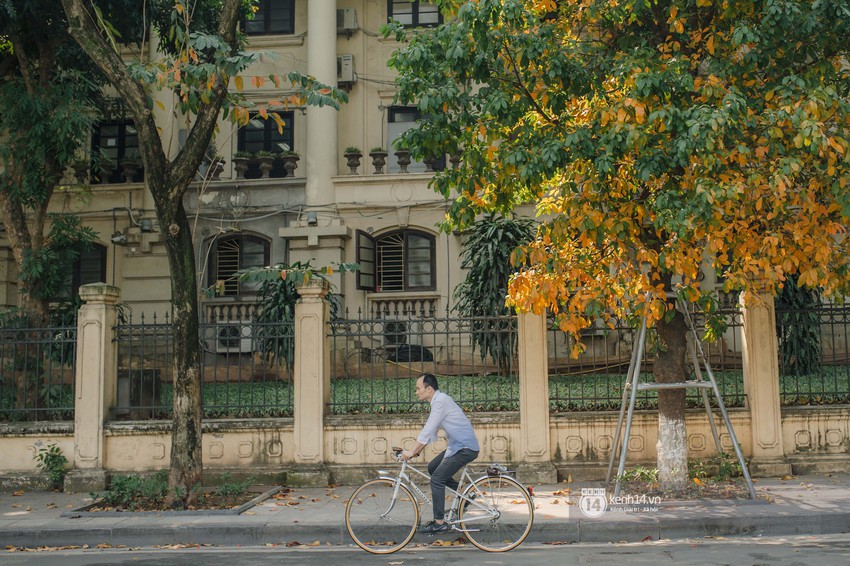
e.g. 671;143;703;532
2;534;850;566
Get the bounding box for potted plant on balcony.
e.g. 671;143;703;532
120;150;141;183
96;156;116;184
72;158;90;184
369;146;388;174
393;142;411;174
232;151;252;179
344;146;362;175
255;150;276;179
207;154;226;181
281;150;300;177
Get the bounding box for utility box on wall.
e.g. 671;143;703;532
337;54;355;85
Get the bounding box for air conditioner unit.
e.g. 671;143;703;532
337;54;355;84
214;320;254;354
382;318;422;346
337;8;358;34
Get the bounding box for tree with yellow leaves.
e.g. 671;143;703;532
389;0;850;490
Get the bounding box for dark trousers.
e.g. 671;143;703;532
428;448;479;521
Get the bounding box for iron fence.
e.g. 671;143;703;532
548;309;746;412
328;308;519;414
0;318;77;422
114;313;294;420
776;304;850;405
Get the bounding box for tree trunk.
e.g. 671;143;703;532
156;194;203;507
0;191;50;323
654;301;690;492
60;0;245;504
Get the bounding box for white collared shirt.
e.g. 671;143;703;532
416;390;480;457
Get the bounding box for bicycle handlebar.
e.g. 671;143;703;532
391;446;420;460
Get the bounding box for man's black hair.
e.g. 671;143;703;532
420;373;439;391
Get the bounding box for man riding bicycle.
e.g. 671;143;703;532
401;373;480;535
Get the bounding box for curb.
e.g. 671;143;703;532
4;511;850;549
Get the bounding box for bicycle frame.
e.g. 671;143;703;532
376;457;498;530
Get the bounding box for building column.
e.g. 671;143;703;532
306;0;338;206
740;291;790;475
516;311;557;483
65;283;120;492
291;278;332;485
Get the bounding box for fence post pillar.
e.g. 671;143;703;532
64;283;120;492
291;277;331;486
740;291;790;475
516;311;557;483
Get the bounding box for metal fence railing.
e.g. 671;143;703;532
548;309;746;412
776;304;850;405
328;308;519;415
0;318;77;422
114;313;294;420
110;303;850;420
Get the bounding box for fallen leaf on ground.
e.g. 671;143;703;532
552;489;571;496
551;499;559;504
641;536;652;542
12;491;23;497
285;541;301;547
96;544;113;549
311;498;321;503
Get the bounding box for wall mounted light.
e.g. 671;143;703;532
140;218;153;232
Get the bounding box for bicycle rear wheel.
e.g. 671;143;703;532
459;475;533;552
345;479;419;554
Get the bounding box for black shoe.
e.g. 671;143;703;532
420;520;450;535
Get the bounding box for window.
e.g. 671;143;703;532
387;106;446;173
92;120;142;184
237;111;295;179
388;1;442;27
356;229;435;292
245;0;295;35
60;243;107;299
208;234;270;297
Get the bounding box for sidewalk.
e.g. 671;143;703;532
1;473;848;549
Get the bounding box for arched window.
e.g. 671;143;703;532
356;229;435;292
208;234;270;297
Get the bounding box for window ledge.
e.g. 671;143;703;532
367;291;439;300
246;35;305;48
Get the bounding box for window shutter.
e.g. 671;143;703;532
356;231;376;291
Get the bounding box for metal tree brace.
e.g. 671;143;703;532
606;294;757;499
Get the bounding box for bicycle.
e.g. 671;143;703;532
344;447;534;554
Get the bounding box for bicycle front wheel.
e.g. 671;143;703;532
459;475;533;552
345;479;419;554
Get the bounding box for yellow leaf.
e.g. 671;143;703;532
674;20;684;34
155;100;165;111
234;76;243;91
706;35;715;55
634;103;646;124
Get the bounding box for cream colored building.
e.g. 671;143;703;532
0;1;468;323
